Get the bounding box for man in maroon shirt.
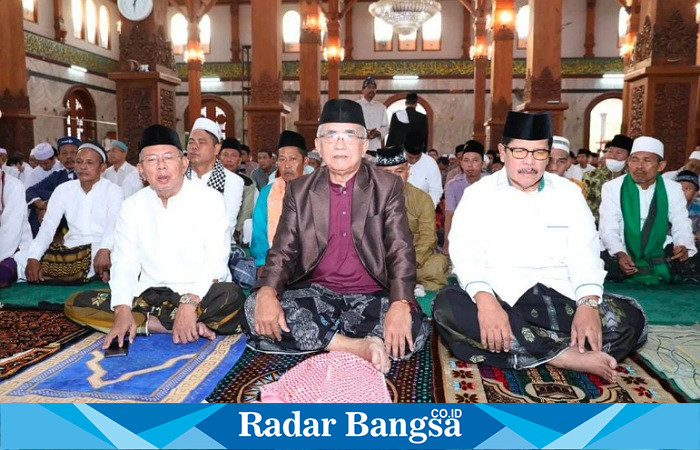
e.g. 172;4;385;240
243;99;429;373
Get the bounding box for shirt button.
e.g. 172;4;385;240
342;211;347;215
342;232;347;237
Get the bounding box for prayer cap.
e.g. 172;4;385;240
78;141;107;163
191;117;222;142
57;136;82;149
577;148;592;157
631;136;664;159
221;138;241;151
319;99;366;128
32;142;54;161
110;140;128;153
277;130;308;153
609;134;633;152
455;144;465;154
139;124;183;153
675;170;699;190
308;151;321;162
403;131;425;155
0;148;6;155
240;143;250;152
688;150;700;161
503;111;553;142
552;135;570;152
463;140;484;157
406;92;418;103
362;76;377;88
376;145;408;167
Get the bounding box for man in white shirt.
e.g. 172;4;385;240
64;125;245;349
567;148;595;181
356;76;389;157
434;111;647;383
186;117;244;243
17;142;122;284
405;131;442;207
102;140;137;187
25;143;57;188
599;136;698;285
663;148;700;181
0;172;32;288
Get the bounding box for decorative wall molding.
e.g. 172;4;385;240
629;85;645;138
525;67;562;102
24;31;120;74
654;83;689;159
653;10;697;64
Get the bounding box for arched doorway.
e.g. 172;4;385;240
384;93;434;150
184;95;236;138
63;86;96;141
584;93;623;152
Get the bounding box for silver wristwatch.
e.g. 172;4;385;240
179;294;197;306
576;297;599;309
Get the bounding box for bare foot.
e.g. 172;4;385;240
549;348;618;382
147;315;168;333
326;334;391;374
197;322;216;340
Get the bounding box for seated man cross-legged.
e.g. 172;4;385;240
433;111;647;382
65;125;245;347
244;99;430;373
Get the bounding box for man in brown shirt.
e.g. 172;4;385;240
243;99;429;373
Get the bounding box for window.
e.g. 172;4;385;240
72;0;83;38
99;5;110;48
588;97;623;151
374;17;393;51
170;13;211;54
618;7;629;48
398;30;417;51
23;0;37;22
85;0;97;44
421;12;441;50
282;10;301;52
185;96;235;139
64;87;96;141
515;5;529;49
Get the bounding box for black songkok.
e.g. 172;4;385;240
609;134;634;152
221;138;241;152
139;124;183;153
376;145;408;167
503;111;553;145
463;139;485;157
277;130;308;156
319;99;366;128
403;131;425;155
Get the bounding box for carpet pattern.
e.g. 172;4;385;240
0;309;89;380
638;324;700;401
0;332;247;402
206;328;435;403
0;281;109;309
434;338;685;403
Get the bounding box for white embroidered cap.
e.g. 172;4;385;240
631;136;664;159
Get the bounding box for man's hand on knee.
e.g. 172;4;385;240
25;258;44;282
615;251;638;276
383;300;414;359
173;300;199;344
93;249;111;282
103;305;136;349
571;299;602;352
475;292;512;353
254;287;289;341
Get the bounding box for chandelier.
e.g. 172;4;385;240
368;0;441;36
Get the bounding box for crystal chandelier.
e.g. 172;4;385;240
368;0;441;36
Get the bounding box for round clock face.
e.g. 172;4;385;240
117;0;154;22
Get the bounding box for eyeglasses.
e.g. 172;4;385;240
140;153;182;166
318;131;366;144
505;146;550;161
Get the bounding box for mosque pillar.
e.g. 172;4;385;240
295;0;323;146
515;0;568;135
245;0;290;155
486;0;515;149
230;0;241;62
620;0;641;136
584;0;596;57
461;8;472;59
471;12;488;145
622;0;699;169
326;0;341;99
0;0;35;158
344;6;354;61
186;18;203;129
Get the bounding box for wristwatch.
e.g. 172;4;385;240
179;294;198;306
576;297;599;309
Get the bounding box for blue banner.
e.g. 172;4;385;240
1;403;699;449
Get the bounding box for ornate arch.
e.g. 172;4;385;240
383;93;434;149
63;86;96;141
584;92;623;151
184;95;236;138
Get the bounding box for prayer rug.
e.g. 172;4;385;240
206;327;435;403
637;324;700;401
0;332;247;402
433;337;686;403
0;309;89;380
0;281;109;309
604;281;700;325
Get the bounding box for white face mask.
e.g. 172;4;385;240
605;158;626;173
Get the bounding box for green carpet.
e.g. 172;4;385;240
604;282;698;325
0;281;108;309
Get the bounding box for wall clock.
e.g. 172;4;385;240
117;0;154;22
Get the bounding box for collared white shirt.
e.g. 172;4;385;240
407;153;443;207
121;170;145;198
357;97;389;151
188;165;244;242
52;159;64;172
0;174;31;261
3;163;33;187
450;170;606;307
109;179;231;309
102;162;137;187
567;164;595;181
27;166;53;188
19;178;123;278
599;176;697;257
